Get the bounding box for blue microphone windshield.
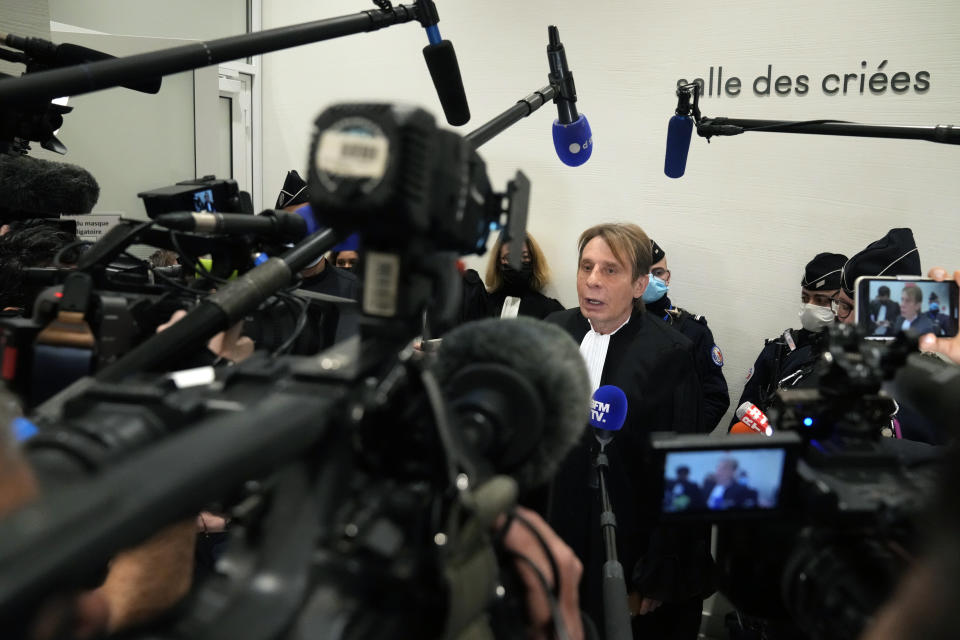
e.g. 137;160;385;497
552;114;592;167
589;385;628;431
294;204;322;235
664;114;693;178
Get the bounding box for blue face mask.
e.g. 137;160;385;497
642;274;669;303
929;302;940;314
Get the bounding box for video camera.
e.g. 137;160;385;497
138;176;253;218
0;102;580;640
646;325;947;640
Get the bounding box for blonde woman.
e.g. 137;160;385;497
463;232;563;322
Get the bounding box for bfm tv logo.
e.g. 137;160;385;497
591;398;610;424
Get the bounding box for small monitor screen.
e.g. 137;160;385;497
192;188;216;212
663;449;786;513
864;280;955;338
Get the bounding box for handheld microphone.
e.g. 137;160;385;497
1;33;162;94
416;1;470;126
734;402;773;436
546;26;592;167
590;385;628;445
154;208;322;242
436;317;591;491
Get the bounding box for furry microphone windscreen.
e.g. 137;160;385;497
0;154;100;216
435;316;591;491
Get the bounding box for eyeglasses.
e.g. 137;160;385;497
651;268;670;280
830;297;854;319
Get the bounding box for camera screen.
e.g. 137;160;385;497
862;280;957;338
663;449;786;513
192;189;216;212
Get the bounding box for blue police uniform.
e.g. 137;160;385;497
646;295;729;432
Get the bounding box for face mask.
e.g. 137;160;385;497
500;262;534;290
799;303;835;332
641;275;669;303
929;302;940;314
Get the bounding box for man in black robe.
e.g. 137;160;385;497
542;222;714;639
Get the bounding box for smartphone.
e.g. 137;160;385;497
648;432;802;522
855;276;959;340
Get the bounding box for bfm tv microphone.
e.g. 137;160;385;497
664;99;694;179
154;208;323;242
435;317;591;492
590;385;628;444
1;32;162;94
732;401;773;436
417;0;470;126
547;26;592;167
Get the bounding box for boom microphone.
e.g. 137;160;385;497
0;154;100;217
154;208;322;241
417;1;470;126
547;26;592;167
664;109;693;179
435;317;591;491
1;33;162;94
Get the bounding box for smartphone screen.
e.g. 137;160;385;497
856;276;960;339
663;448;787;514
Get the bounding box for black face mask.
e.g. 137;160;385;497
500;261;534;292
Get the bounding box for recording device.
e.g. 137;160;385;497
587;384;632;640
0;99;587;638
306;103;530;330
0;32;162;94
854;275;959;339
646;325;946;640
665;82;960;178
590;384;627;438
652;432;799;519
416;0;470;126
546;26;592;167
730;401;773;436
138;176;253;218
663;83;698;178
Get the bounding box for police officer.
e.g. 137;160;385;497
730;252;847;430
834;228;946;444
644;239;729;432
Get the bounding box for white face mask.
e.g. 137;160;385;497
798;303;836;332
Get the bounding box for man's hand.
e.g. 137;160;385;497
919;267;960;364
627;591;662;616
497;507;584;640
157;309;254;363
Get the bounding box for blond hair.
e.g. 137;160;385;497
485;233;552;292
577;223;652;281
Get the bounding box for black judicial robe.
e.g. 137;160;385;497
542;308;715;635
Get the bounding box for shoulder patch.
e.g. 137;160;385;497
711;345;724;366
745;366;754;381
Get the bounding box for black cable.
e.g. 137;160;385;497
273;291;309;356
743;118;854;132
511;509;562;599
506;551;573;640
167;230;230;286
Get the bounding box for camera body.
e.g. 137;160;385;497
646;325;943;639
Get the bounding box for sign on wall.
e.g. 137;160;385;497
678;61;930;98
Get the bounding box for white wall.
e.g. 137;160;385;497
262;0;960;426
48;0;247;41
